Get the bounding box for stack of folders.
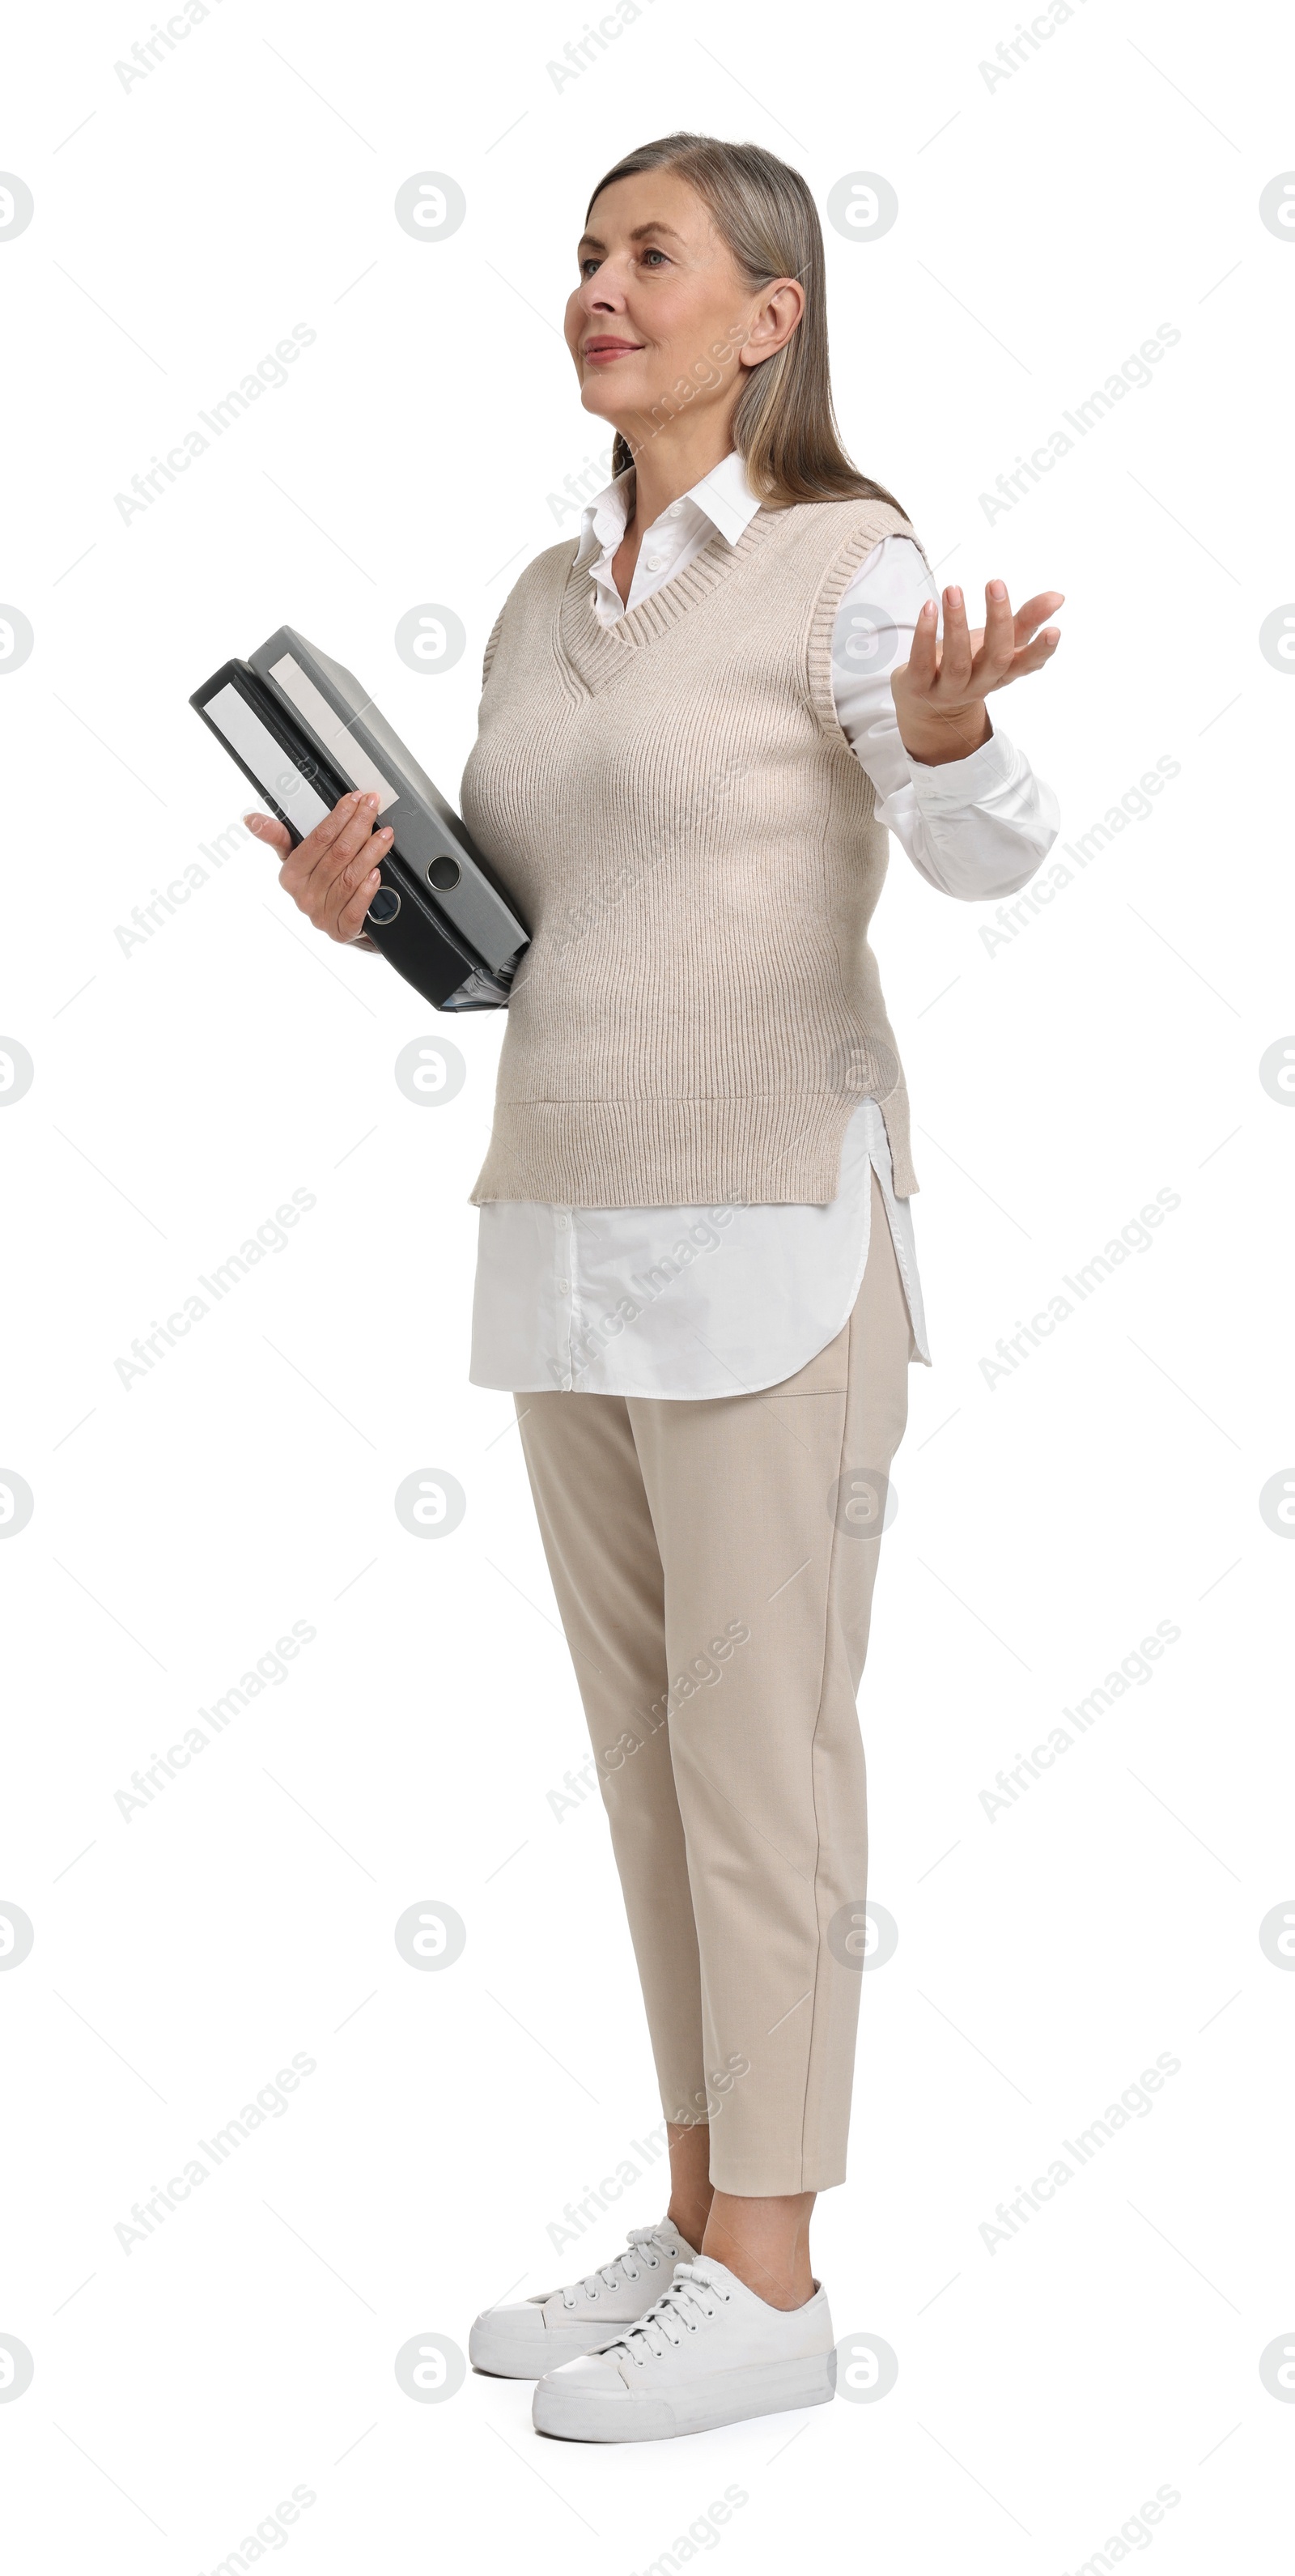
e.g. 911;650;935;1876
190;627;529;1010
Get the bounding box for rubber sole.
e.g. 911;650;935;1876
533;2350;836;2442
469;2315;623;2379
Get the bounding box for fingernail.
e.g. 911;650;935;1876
948;586;963;606
379;826;393;840
988;579;1007;601
363;793;379;810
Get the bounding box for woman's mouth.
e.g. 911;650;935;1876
582;338;644;365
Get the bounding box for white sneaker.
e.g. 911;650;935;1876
469;2221;696;2378
532;2256;835;2442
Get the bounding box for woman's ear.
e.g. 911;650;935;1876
740;277;805;369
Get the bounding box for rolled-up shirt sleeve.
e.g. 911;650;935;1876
833;534;1061;901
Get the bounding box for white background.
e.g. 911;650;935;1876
2;1;1293;2568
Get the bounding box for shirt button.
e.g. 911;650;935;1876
557;1277;570;1294
644;552;666;571
554;1212;569;1231
667;501;684;517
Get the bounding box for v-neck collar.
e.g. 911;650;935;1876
557;504;779;696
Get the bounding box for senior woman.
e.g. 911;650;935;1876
247;130;1062;2444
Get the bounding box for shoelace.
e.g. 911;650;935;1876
558;2224;678;2310
605;2262;732;2366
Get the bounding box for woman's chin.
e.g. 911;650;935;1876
580;381;622;423
580;368;649;421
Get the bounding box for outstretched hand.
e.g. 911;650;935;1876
891;579;1064;766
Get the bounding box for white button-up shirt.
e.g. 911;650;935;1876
469;453;1059;1399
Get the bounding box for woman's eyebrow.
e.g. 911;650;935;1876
575;220;687;256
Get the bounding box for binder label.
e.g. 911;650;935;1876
205;683;330;837
269;653;398;813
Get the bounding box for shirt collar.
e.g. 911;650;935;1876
573;447;761;567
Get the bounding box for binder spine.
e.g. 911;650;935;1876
190;663;349;842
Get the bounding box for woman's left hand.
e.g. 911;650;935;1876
891;579;1064;767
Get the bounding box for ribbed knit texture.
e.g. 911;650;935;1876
461;495;928;1207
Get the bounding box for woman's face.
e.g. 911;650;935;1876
565;168;791;445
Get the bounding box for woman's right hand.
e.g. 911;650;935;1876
244;790;394;943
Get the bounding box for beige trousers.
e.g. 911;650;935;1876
516;1172;913;2195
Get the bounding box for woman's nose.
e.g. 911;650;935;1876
582;266;626;312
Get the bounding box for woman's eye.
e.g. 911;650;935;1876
641;248;668;267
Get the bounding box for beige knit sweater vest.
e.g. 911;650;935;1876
461;494;929;1207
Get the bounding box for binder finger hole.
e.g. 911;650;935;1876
367;885;401;925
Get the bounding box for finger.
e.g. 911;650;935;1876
977;578;1017;678
335;858;386;942
937;584;973;691
312;795;388;913
990;628;1063;688
244;810;291;859
329;825;393;933
276;789;359;874
898;594;940;693
1009;589;1065;645
272;792;359;906
308;790;383;886
294;792;385;909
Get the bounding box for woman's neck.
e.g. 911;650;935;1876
622;418;740;538
609;416;743;610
